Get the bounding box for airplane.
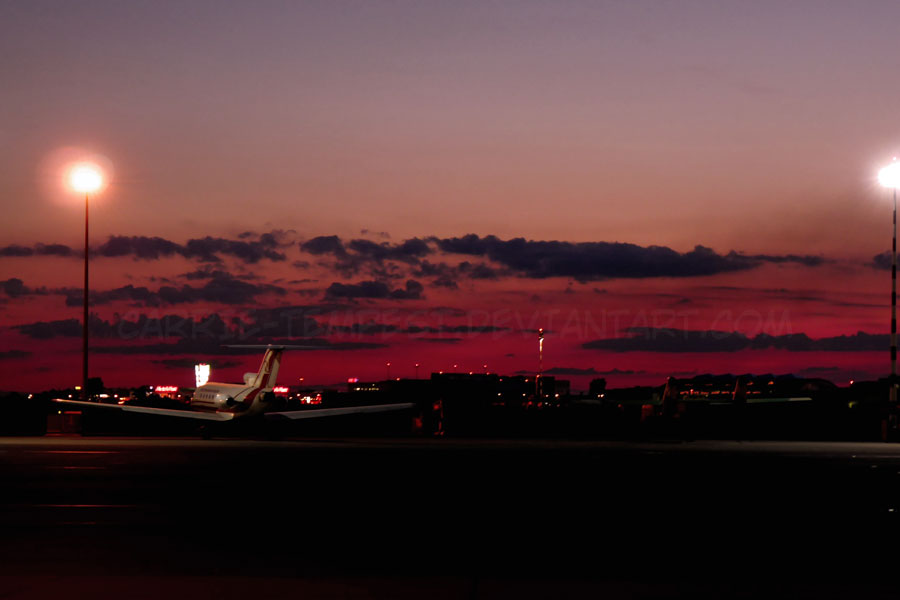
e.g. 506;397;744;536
53;345;416;435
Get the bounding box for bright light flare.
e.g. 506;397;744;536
195;363;210;388
68;163;103;193
879;161;900;189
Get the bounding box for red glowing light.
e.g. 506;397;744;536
155;386;178;393
348;377;359;383
273;386;289;394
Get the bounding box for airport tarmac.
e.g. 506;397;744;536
3;436;900;598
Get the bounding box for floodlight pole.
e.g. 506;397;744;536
83;192;89;401
892;186;897;406
537;328;544;398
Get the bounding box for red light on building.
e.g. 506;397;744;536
155;386;178;393
273;386;289;394
347;377;359;383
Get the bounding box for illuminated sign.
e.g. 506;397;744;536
347;377;359;383
273;386;289;394
155;386;179;393
195;363;210;388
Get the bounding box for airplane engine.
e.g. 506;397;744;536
212;393;238;408
260;391;286;411
243;372;256;385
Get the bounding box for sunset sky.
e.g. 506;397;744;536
3;1;900;392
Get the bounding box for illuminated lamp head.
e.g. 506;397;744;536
879;160;900;189
68;163;103;193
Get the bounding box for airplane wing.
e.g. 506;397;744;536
746;396;813;404
265;402;417;420
51;398;236;421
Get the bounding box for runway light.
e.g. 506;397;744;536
69;163;103;193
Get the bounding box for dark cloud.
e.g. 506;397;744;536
300;235;347;257
0;245;35;257
62;284;158;307
325;279;424;300
180;266;236;280
16;318;87;339
393;280;424;300
60;274;287;307
7;232;289;265
14;314;239;341
0;231;831;284
2;278;31;298
233;304;351;339
301;235;432;279
94;337;386;355
347;238;431;263
411;260;450;278
325;280;394;299
35;243;74;257
433;234;824;281
96;236;183;260
430;277;458;289
91;339;265;356
183;235;286;263
328;322;400;335
360;229;391;239
0;349;32;360
736;252;827;267
12;310;388;356
583;328;888;353
172;274;286;305
872;251;892;270
413;261;458;289
430;307;468;317
458;261;500;280
596;368;647;375
403;325;508;335
0;243;75;257
412;259;500;288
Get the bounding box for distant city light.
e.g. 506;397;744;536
348;377;359;383
301;393;322;405
68;163;103;193
155;385;178;393
195;363;210;387
273;386;289;394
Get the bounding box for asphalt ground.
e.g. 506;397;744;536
3;436;900;598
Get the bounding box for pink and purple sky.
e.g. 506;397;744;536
2;1;900;391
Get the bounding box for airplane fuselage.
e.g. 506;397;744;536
190;382;272;417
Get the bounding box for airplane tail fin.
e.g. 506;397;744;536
253;347;282;389
223;344;320;390
733;376;748;403
661;376;679;417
